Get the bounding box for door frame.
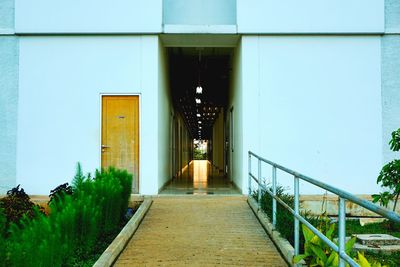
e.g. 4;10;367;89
99;93;142;193
229;106;234;181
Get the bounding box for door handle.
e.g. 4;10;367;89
101;145;110;148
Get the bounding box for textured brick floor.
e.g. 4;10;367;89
114;196;287;266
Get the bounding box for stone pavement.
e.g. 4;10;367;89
114;196;287;266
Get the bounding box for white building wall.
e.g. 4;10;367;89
228;41;244;191
15;0;162;33
0;0;18;194
382;0;400;163
158;39;172;190
237;0;384;34
163;0;236;25
241;36;382;194
212;109;224;172
17;36;160;195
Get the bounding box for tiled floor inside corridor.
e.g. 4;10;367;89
114;196;287;266
160;160;240;195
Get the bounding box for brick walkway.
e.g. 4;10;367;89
114;196;287;266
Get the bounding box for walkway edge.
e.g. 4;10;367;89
248;197;303;267
93;197;153;267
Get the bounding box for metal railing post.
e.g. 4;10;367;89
247;151;400;267
272;166;277;229
338;197;346;267
258;159;262;206
294;176;300;257
248;153;252;195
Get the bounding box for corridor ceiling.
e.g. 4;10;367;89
168;47;232;140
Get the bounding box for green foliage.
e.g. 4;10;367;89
71;162;85;190
294;217;388;267
253;185;318;251
0;208;6;267
194;149;206;160
389;128;400;152
2;165;133;267
345;219;400;238
356;252;388;267
294;216;356;266
0;185;43;228
48;183;73;204
373;128;400;212
362;251;400;267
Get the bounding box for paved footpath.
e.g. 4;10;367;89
114;196;287;266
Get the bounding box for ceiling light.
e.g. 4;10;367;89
196;86;203;94
199;126;202;129
195;98;201;104
198;121;202;124
197;113;201;117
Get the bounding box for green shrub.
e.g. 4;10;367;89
48;183;73;205
0;185;44;229
0;208;6;267
253;185;319;252
294;218;387;267
373;128;400;212
3;165;133;267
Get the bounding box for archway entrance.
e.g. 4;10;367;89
161;46;239;195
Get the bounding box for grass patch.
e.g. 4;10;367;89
344;220;400;266
345;219;400;238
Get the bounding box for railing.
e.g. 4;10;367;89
248;151;400;267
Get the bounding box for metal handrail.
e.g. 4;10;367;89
248;151;400;267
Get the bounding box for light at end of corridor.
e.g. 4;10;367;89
196;86;203;94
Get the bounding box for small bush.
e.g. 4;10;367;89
0;185;43;229
48;183;73;204
3;165;133;267
253;185;318;251
0;208;6;266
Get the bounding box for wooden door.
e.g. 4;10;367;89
101;95;139;193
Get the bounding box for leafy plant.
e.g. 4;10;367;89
0;185;43;228
3;165;133;267
253;185;319;251
356;252;387;267
0;208;6;266
294;216;388;267
71;162;85;190
373;128;400;212
294;215;356;266
48;183;73;204
389;128;400;152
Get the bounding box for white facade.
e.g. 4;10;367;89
242;36;382;194
1;0;399;195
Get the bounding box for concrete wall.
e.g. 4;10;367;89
0;0;14;32
163;0;236;25
0;0;18;194
0;37;18;194
228;40;244;191
385;0;400;33
212;108;224;172
382;36;400;163
171;113;192;178
158;40;172;190
17;36;160;195
15;0;162;33
15;1;385;35
382;0;400;163
242;36;382;195
237;0;384;34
